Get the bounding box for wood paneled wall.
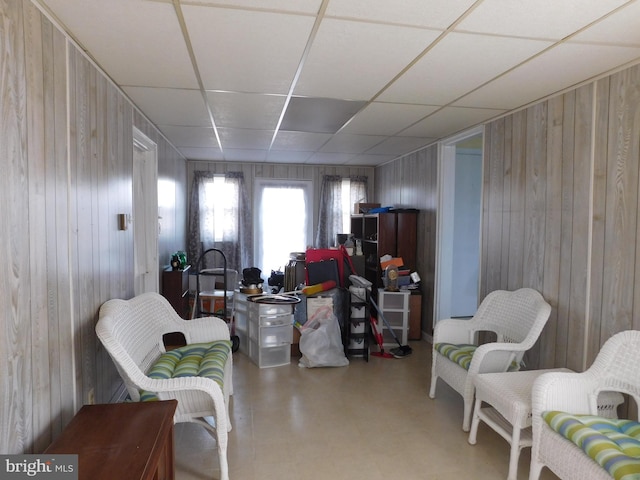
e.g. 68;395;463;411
374;146;439;335
481;65;640;371
375;63;640;371
1;1;187;454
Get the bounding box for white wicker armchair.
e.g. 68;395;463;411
429;288;551;431
529;330;640;480
96;292;233;480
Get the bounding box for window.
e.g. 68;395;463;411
202;175;238;242
316;175;368;248
254;179;312;278
188;172;251;273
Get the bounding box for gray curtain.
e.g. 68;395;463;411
350;175;368;211
187;171;252;273
315;175;343;249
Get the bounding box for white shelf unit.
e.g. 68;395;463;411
347;286;370;360
376;290;410;347
247;300;293;368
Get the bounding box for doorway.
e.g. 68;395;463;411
434;127;483;324
253;179;313;279
133;128;159;295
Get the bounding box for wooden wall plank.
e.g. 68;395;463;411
587;77;610;367
566;84;594;370
523;103;547;292
507;111;527;290
24;1;52;452
499;117;512;291
539;95;564;369
484;118;505;292
1;0;31;454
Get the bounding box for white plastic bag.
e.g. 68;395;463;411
298;305;349;368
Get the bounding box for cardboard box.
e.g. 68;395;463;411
291;327;301;357
354;202;380;214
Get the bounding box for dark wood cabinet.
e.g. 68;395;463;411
351;211;418;287
162;265;190;319
45;400;177;480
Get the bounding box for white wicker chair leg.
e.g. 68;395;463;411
528;459;543;480
462;394;473;432
468;397;481;444
508;428;522;480
429;374;437;399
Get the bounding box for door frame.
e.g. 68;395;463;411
433;125;484;325
133;127;159;295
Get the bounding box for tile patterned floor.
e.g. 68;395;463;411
175;340;559;479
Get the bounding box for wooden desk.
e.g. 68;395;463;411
45;400;177;480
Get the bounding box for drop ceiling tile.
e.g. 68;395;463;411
306;152;356;165
456;43;640;109
206;92;286;129
570;1;640;46
319;133;388;154
342;102;439;135
223;149;268;162
183;6;315;93
281;97;367;133
400;107;502;138
270;131;333;151
123;87;210;126
182;0;323;15
42;0;198;88
217;128;273;150
346;154;398;166
179;147;224;161
379;33;552;105
294;18;442;100
158;125;219;148
325;0;477;29
266;151;315;163
366;136;435;155
455;0;628;40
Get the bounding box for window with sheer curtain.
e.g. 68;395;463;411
315;175;368;249
187;172;252;272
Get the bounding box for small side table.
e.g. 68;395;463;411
45;400;177;480
469;369;623;480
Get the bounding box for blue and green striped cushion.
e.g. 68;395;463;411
435;343;478;370
141;341;231;402
543;411;640;480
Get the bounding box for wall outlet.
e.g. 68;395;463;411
87;388;95;405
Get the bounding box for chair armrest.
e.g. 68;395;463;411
465;341;526;374
433;318;476;344
180;316;231;344
140;376;229;427
531;371;599;418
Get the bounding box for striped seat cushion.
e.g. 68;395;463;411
435;343;478;370
543;411;640;480
141;341;231;402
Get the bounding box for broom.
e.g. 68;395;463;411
369;315;393;358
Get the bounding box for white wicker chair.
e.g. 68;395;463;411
529;330;640;480
96;292;233;480
429;288;552;431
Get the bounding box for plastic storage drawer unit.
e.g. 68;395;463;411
247;299;295;368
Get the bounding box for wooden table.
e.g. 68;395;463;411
45;400;177;480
